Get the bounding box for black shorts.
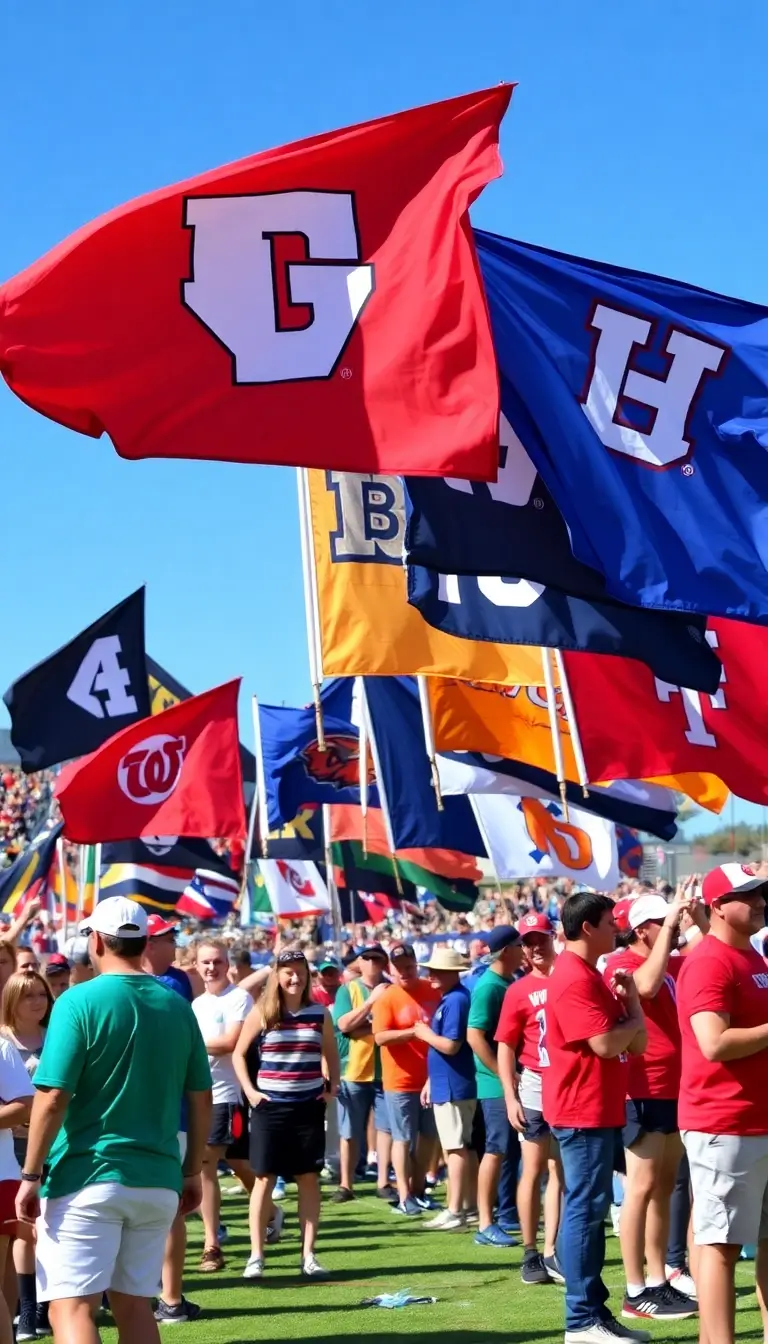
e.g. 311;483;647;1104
623;1098;679;1150
521;1107;551;1142
208;1101;248;1152
249;1098;326;1178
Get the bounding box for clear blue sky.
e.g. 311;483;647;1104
1;0;765;835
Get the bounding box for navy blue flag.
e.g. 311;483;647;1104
475;229;768;623
101;836;233;877
0;821;63;915
362;676;485;857
251;803;324;863
260;679;379;830
4;590;150;772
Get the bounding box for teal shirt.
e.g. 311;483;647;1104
35;973;212;1199
467;968;511;1100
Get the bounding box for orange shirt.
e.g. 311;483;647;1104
372;979;440;1093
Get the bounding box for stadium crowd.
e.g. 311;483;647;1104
0;774;53;870
0;866;765;1343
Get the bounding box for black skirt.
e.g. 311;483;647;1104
249;1098;326;1178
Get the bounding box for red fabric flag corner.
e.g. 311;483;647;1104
0;86;513;481
55;680;245;843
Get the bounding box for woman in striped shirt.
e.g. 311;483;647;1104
233;948;340;1280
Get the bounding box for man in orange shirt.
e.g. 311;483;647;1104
372;943;440;1217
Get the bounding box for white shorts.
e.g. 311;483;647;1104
36;1182;179;1302
433;1099;476;1152
683;1129;768;1246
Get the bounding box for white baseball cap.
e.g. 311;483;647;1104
702;864;767;906
627;894;670;931
80;897;148;939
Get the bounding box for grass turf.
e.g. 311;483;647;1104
97;1179;762;1344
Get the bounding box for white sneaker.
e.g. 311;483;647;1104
301;1253;330;1277
665;1265;697;1299
565;1323;650;1344
422;1209;464;1231
243;1255;264;1279
609;1203;622;1236
266;1206;285;1244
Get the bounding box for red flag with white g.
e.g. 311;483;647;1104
55;681;245;843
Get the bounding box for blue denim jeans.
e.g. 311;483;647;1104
480;1098;520;1224
552;1125;615;1331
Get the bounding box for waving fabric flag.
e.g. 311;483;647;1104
0;822;63;915
257;860;330;917
4;590;149;771
563;619;768;804
253;805;325;863
0;88;510;481
55;680;245;843
428;676;728;814
476;229;768;622
473;793;620;889
147;656;256;785
177;870;240;920
328;804;483;883
99;836;234;914
306;469;544;684
403;420;721;692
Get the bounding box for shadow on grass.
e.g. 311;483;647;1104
222;1333;557;1344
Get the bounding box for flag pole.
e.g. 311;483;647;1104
358;681;369;857
93;844;101;910
361;680;404;896
541;648;569;821
417;675;444;811
252;695;270;858
322;803;343;955
77;845;86;922
241;695;261;890
553;650;590;798
56;838;68;947
296;467;326;751
468;796;504;897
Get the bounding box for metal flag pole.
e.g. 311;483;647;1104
296;467;326;751
417;675;444;811
358;680;369;857
252;695;270;858
554;650;590;799
56;837;68;947
541;648;569;821
322;803;343;955
361;679;404;897
241;695;261;894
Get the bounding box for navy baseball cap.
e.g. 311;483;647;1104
486;925;520;956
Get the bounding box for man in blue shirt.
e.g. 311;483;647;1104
414;948;477;1231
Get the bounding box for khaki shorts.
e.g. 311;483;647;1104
682;1129;768;1246
433;1099;476;1152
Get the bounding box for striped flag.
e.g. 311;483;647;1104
0;821;62;915
177;869;240;921
98;862;189;914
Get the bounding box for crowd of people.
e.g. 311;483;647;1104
0;773;53;869
0;864;764;1343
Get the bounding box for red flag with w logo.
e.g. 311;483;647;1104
55;680;245;843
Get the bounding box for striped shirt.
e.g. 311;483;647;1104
257;1003;326;1102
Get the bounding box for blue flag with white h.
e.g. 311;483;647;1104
475;229;768;622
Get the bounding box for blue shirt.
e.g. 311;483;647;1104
154;967;194;1131
428;984;476;1104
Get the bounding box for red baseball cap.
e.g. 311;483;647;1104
146;915;178;938
518;912;554;938
702;864;767;907
612;897;635;933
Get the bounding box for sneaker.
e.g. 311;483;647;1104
599;1318;651;1342
330;1186;355;1203
266;1205;285;1244
422;1209;464;1230
243;1255;264;1280
35;1304;53;1337
609;1203;622;1236
543;1251;565;1284
273;1177;287;1199
621;1284;696;1320
565;1323;650;1344
376;1184;399;1203
463;1206;479;1225
301;1253;330;1277
199;1247;225;1273
392;1196;422;1217
521;1251;552;1285
474;1223;517;1247
414;1192;441;1211
154;1297;202;1324
320;1164;339;1182
15;1318;37;1343
665;1265;697;1299
364;1162;379;1179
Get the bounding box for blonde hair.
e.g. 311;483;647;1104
194;938;229;961
261;950;311;1033
1;970;52;1034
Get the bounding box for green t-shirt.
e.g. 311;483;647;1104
467;968;511;1100
35;973;212;1199
332;980;381;1083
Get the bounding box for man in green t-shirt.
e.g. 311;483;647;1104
16;896;212;1344
467;926;524;1248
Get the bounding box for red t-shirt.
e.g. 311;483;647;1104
495;971;551;1073
677;935;768;1135
543;950;628;1128
603;948;682;1100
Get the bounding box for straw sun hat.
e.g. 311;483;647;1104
419;947;469;972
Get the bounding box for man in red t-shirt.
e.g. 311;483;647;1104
546;891;648;1344
604;885;703;1323
677;863;768;1344
496;913;564;1287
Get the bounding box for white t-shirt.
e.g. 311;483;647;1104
0;1037;34;1180
192;985;253;1104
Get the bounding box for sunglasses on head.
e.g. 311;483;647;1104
277;951;307;965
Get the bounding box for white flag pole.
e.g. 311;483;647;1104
241;695;261;891
296;467;326;750
358;681;369;857
417;675;444;811
252;695;270;859
541;648;569;821
554;649;590;798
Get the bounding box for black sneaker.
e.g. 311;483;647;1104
15;1311;38;1342
543;1252;565;1284
520;1251;552;1285
154;1297;202;1325
35;1302;53;1337
331;1186;355;1203
376;1184;398;1203
622;1284;697;1321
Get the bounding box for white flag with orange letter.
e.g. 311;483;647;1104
471;794;620;890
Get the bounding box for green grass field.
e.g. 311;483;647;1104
97;1180;761;1344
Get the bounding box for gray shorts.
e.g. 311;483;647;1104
682;1129;768;1246
385;1090;437;1149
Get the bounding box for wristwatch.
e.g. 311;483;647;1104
20;1172;42;1182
